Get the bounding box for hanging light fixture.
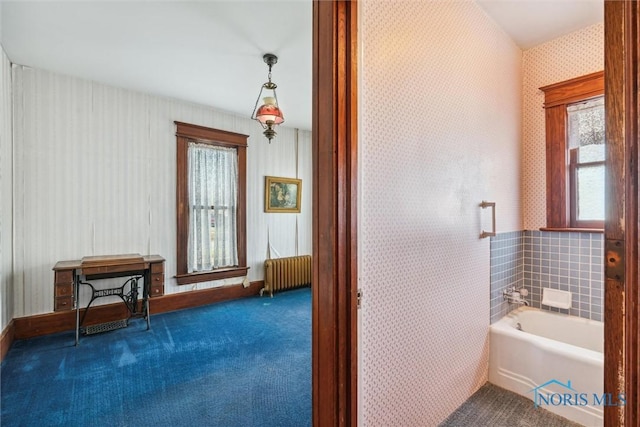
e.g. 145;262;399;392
251;53;284;143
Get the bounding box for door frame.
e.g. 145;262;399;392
311;2;640;426
312;1;359;426
604;1;638;426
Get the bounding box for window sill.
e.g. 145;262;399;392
175;266;249;285
540;227;604;234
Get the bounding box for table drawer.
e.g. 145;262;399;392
150;285;164;297
55;283;73;297
55;270;73;284
82;263;145;277
55;296;73;311
151;273;164;285
150;262;164;274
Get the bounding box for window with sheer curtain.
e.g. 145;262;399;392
188;143;238;272
175;121;248;285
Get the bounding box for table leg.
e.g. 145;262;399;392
74;271;80;346
144;270;151;330
145;297;150;330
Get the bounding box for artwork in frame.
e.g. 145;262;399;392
265;176;302;213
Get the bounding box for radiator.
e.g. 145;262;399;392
261;255;312;297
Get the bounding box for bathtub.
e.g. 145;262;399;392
489;307;604;426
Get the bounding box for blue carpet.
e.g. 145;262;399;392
1;288;311;427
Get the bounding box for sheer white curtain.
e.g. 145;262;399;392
187;143;238;272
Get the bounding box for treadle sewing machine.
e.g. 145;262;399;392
52;254;165;345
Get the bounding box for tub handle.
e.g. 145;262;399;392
480;201;496;238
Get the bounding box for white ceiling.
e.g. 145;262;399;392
0;1;603;132
476;0;603;49
1;1;313;129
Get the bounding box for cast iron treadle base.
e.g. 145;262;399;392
83;319;128;335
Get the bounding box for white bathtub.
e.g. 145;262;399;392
489;307;604;426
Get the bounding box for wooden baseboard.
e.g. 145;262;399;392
1;319;15;361
13;280;264;340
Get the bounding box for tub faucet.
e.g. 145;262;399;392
503;287;529;306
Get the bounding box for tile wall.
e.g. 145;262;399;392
489;231;524;324
490;230;604;323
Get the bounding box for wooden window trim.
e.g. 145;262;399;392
540;71;604;108
540;71;604;230
539;227;604;234
175;121;248;285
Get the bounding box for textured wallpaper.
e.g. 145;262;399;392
1;46;14;331
522;23;604;229
11;66;312;317
360;1;522;425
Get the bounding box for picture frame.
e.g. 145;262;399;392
265;176;302;213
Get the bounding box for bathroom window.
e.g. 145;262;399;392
540;71;604;230
567;97;605;228
175;121;249;285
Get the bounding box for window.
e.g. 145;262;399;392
540;71;604;230
567;97;605;228
175;122;248;285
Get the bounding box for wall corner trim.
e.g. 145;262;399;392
1;319;16;362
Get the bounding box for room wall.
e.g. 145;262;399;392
490;231;603;324
359;1;522;425
11;65;312;318
1;44;14;331
522;23;604;229
515;23;605;329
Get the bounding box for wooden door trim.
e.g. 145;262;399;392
622;2;639;424
313;1;358;425
604;1;639;426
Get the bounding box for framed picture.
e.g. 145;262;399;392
265;176;302;213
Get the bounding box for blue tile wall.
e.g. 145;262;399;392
490;230;604;323
524;230;604;321
489;231;524;324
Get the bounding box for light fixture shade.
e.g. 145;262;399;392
251;53;284;143
255;97;284;126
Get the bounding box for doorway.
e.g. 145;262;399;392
314;2;639;427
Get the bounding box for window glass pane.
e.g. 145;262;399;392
578;144;605;163
568;96;605;163
187;143;238;272
577;164;605;221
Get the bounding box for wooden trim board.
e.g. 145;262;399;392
1;320;15;362
12;281;264;341
313;1;359;425
604;1;639;426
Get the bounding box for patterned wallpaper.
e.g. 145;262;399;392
360;1;521;425
522;23;604;229
11;66;312;317
1;46;14;331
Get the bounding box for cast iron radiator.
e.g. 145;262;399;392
261;255;312;297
